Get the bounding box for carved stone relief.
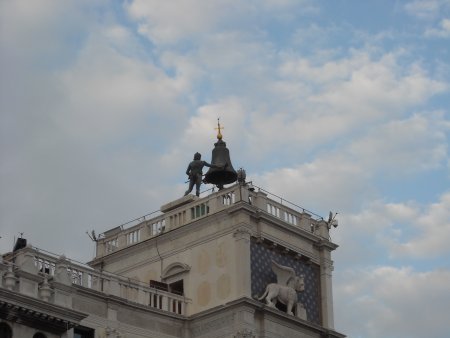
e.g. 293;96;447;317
258;260;305;316
251;240;321;323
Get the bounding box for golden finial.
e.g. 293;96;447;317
215;118;223;140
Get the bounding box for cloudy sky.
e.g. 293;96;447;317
1;0;449;337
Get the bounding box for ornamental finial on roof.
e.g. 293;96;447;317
214;118;223;140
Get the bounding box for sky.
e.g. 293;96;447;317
1;0;449;337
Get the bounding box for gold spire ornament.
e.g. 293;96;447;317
214;118;223;140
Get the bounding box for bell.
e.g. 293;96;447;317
204;138;237;188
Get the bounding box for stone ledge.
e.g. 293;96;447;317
161;195;197;213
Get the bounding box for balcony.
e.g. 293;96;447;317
1;245;187;316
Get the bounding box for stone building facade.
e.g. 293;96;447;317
1;183;345;338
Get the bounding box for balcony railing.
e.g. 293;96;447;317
1;246;187;316
95;183;326;258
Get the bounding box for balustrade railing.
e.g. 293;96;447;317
95;183;325;256
1;247;187;315
96;185;242;257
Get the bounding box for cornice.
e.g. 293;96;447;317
314;239;339;251
186;296;346;337
0;287;87;323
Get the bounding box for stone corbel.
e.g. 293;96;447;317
234;328;255;338
105;327;121;338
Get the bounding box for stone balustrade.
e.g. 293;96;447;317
95;183;327;257
96;185;244;257
1;246;187;315
264;198;317;233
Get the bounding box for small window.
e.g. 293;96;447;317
191;202;209;219
0;323;12;338
74;327;94;338
105;238;118;253
33;333;47;338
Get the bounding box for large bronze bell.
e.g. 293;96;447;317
204;138;237;188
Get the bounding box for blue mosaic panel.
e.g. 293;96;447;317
250;240;321;324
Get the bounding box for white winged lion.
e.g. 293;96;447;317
258;260;305;316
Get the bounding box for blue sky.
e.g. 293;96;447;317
1;1;449;337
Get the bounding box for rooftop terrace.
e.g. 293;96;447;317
94;183;327;259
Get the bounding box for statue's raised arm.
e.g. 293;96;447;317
184;152;208;197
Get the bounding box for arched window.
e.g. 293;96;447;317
0;322;12;338
33;332;47;338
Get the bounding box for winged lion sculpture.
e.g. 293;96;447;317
258;260;305;316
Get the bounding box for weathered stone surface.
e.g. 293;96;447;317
72;295;107;317
161;195;196;213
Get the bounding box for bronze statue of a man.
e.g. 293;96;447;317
184;152;215;197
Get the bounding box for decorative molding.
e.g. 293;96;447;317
233;227;252;242
161;262;191;281
314;239;339;251
321;259;334;275
190;313;234;336
252;237;316;265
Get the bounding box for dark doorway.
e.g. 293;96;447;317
169;280;184;296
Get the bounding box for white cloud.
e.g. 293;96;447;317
331;191;450;266
349;112;449;174
58;29;188;143
125;0;316;44
332;200;419;266
269;51;448;153
425;18;450;37
404;0;450;19
247;109;449;217
253;154;369;214
0;0;101;66
308;53;446;121
392;192;450;258
126;0;228;44
335;266;450;338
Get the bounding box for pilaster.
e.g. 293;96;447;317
233;226;252;299
319;249;335;329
